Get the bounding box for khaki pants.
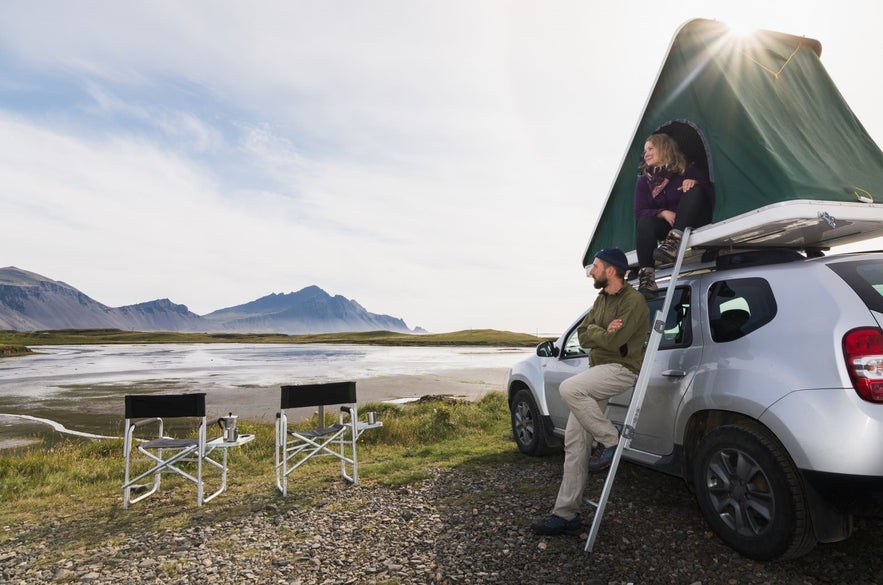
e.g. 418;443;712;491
552;363;636;520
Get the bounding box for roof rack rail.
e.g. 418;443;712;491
627;247;809;286
713;248;805;270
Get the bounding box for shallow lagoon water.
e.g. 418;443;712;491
0;343;531;446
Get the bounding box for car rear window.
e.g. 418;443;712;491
828;259;883;313
707;277;777;342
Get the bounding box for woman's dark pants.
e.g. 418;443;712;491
636;186;713;268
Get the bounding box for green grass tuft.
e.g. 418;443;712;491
0;343;32;356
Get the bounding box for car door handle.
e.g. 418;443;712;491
661;369;687;377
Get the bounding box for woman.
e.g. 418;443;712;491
634;133;714;298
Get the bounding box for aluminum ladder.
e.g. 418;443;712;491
584;227;692;553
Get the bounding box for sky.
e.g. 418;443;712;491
2;1;883;335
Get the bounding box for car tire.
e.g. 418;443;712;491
510;388;552;456
691;424;816;561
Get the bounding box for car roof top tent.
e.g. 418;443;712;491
583;18;883;269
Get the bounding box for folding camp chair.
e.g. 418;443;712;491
275;381;382;496
123;393;251;508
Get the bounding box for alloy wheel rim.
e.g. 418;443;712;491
705;447;774;537
514;401;535;445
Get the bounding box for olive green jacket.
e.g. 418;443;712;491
577;282;649;375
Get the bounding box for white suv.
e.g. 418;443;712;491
508;247;883;560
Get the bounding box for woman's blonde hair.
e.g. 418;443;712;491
645;133;687;175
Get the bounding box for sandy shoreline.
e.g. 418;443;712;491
0;367;513;446
209;367;511;424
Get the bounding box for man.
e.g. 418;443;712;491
531;247;649;536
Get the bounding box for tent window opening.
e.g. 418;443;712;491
654;120;714;185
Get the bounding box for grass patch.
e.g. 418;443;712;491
0;343;31;357
0;392;530;548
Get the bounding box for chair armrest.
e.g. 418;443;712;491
339;406;356;425
130;417;162;429
204;418;225;441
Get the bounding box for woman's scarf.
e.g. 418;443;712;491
643;166;674;198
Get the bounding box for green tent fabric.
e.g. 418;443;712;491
583;18;883;267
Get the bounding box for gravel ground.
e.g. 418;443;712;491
2;458;882;584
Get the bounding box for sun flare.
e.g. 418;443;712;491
720;17;760;38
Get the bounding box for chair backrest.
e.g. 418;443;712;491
280;382;356;409
125;393;207;419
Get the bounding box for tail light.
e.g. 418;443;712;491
843;327;883;403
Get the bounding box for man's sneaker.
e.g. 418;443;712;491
653;229;683;265
638;267;658;300
530;514;582;535
588;444;616;473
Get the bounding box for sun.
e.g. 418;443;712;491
721;17;760;38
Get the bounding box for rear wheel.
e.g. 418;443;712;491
510;388;552;456
692;425;816;560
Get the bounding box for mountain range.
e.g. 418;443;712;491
0;266;421;334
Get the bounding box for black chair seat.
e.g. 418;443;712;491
142;437;199;449
290;423;345;438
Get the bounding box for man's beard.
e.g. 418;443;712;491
593;275;608;290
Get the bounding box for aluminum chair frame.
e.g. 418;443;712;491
123;393;230;508
275;381;381;496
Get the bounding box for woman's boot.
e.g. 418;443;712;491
638;267;658;300
653;229;683;265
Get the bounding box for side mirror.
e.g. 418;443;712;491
536;340;560;358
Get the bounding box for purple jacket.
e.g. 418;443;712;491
634;165;711;219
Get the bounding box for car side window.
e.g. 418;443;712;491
647;286;692;350
707;277;777;342
562;326;587;358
